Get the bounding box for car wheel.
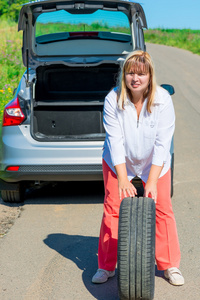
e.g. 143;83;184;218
1;184;25;203
117;197;155;300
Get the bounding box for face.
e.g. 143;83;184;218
125;66;150;98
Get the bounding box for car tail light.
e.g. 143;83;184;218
6;166;20;171
2;97;25;126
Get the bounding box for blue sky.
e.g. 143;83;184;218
139;0;200;29
37;0;200;30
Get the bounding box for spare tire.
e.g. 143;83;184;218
117;197;156;300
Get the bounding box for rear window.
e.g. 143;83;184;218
35;9;131;41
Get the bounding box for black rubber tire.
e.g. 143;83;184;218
1;184;25;203
117;197;156;300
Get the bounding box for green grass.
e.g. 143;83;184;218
0;20;200;126
0;20;25;122
144;28;200;55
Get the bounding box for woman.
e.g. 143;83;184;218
92;50;184;286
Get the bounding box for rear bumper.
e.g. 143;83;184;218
0;125;104;184
0;164;103;183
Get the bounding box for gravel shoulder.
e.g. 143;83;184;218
0;197;23;239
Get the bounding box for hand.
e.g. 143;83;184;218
143;164;163;203
144;180;157;203
118;177;137;200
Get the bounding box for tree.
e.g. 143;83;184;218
0;0;27;22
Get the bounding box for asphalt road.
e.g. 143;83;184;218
0;43;200;300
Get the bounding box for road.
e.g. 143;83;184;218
0;43;200;300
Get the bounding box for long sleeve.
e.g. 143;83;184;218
103;91;126;166
152;92;175;166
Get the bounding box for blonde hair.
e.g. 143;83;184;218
117;50;157;113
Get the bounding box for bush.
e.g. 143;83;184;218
0;0;26;22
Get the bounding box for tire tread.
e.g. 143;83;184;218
118;197;155;300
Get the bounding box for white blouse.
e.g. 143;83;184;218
102;86;175;183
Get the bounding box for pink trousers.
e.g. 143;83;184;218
98;160;181;271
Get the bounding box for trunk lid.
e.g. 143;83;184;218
18;0;147;69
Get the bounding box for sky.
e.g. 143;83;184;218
138;0;200;29
35;0;200;30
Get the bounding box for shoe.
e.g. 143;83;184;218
164;267;184;286
92;269;115;283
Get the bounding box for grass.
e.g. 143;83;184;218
0;19;199;126
0;20;25;122
144;28;200;55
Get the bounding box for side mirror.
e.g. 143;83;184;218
160;84;175;95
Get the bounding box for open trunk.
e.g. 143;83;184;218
33;63;120;141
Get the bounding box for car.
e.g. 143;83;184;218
0;0;174;203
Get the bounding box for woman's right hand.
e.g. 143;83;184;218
118;177;137;200
114;163;137;200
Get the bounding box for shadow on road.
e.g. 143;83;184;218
44;233;119;300
43;233;165;300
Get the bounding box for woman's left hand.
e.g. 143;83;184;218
144;180;157;203
144;164;164;203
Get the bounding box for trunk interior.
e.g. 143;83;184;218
33;63;119;141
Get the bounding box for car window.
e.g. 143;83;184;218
35;9;131;43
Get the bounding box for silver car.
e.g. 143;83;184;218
0;0;148;202
0;0;174;203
